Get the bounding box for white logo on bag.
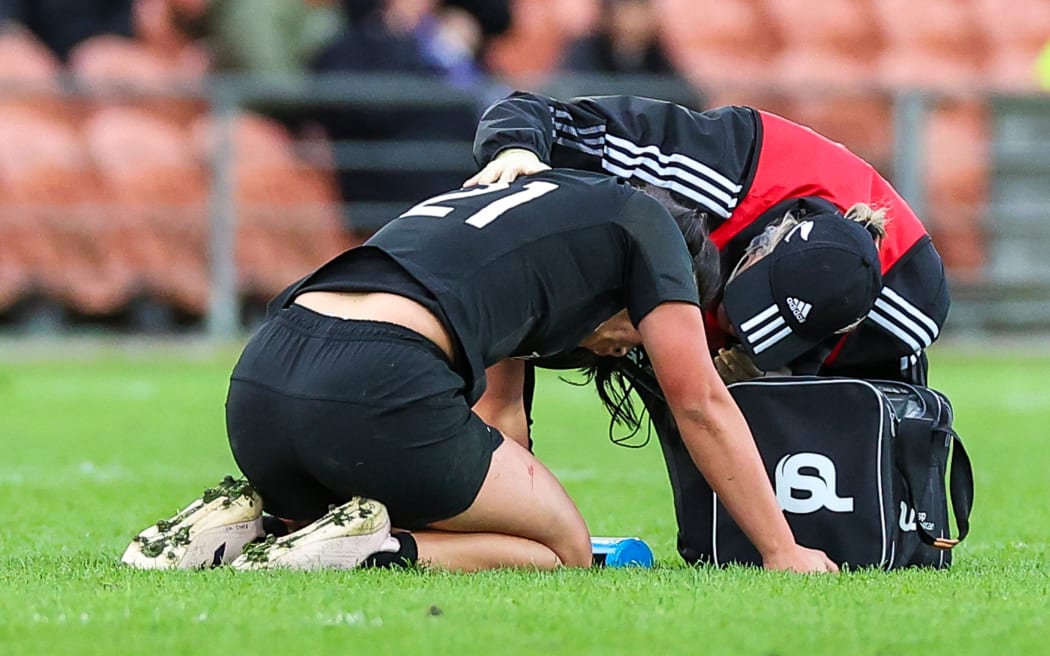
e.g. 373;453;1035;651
900;504;935;532
919;513;934;532
775;453;855;514
899;502;917;531
786;297;812;323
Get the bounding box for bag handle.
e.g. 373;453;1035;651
943;428;973;546
896;418;974;549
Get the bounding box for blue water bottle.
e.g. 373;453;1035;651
590;537;654;568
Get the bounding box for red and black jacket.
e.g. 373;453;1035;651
473;92;950;381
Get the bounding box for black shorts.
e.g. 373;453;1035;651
225;305;503;529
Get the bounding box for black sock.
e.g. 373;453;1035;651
362;532;418;568
261;515;290;538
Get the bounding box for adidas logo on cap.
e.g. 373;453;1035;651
786;297;812;323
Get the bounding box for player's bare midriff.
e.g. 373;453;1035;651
293;291;456;363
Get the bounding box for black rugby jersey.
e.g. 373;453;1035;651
269;169;700;404
473;91;950;381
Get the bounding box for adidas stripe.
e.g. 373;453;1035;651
549;113;741;218
739;304;793;354
867;287;939;353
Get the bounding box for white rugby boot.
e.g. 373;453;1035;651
121;475;264;569
231;497;393;571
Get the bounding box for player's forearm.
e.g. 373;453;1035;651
473;359;530;449
474;401;529;449
674;397;797;560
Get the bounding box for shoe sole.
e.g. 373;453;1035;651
231;497;390;571
121;478;264;570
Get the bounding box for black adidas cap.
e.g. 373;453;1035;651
721;215;883;371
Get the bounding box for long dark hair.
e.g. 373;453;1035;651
579;182;720;433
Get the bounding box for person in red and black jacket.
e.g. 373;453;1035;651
467;91;950;387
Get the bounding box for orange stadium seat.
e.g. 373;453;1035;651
0;108;134;315
0;235;28;311
0;28;73;124
766;48;895;170
653;0;781;100
190;112;349;303
68;35;206;128
970;0;1050;90
923;100;989;279
868;1;995;277
762;0;884;63
871;0;987;88
0;174;52;313
762;0;881;88
83;106;210;315
970;0;1050;55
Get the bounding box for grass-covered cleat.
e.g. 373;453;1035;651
121;476;264;569
231;497;391;571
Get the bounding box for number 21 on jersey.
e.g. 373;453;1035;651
399;182;559;228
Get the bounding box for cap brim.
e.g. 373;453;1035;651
721;258;821;372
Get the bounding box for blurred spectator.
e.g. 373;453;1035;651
441;0;510;39
315;0;486;89
165;0;348;75
561;0;675;75
557;0;697;110
0;1;15;24
311;0;503;222
343;0;510;46
0;0;134;61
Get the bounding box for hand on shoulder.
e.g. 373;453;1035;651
464;148;550;187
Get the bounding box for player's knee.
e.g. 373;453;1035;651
552;522;593;568
561;543;594;568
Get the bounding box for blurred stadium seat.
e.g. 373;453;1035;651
762;0;884;63
0;110;61;313
654;0;781;102
0;233;27;311
0;27;74;124
871;0;987;88
0;107;133;315
84;106;210;315
970;0;1050;90
68;35;206;127
923;100;990;279
764;42;894;169
190;112;349;305
0;28;60;84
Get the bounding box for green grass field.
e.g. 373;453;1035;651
1;340;1048;655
